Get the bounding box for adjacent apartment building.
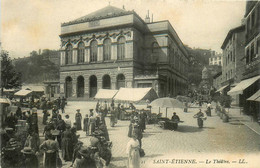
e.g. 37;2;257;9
59;5;189;99
228;1;260;120
209;52;223;66
220;25;245;104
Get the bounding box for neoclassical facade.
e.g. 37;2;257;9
59;6;188;99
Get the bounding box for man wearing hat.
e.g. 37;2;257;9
88;110;96;135
61;96;66;113
61;125;73;161
83;114;89;135
73;147;96;168
132;122;143;148
21;147;39;168
31;108;39;134
75;109;82;130
42;109;49;125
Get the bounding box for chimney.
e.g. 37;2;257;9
145;10;150;23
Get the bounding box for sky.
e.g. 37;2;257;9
1;0;246;58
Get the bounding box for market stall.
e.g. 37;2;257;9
113;87;158;120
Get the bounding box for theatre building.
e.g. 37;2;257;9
59;5;188;99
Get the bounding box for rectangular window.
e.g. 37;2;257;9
251;44;255;61
247;19;250;32
246;48;250;64
252;11;255;27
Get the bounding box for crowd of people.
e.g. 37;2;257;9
1;98;149;168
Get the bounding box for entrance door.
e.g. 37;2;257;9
65;77;72;98
102;75;111;89
77;76;84;97
89;75;97;98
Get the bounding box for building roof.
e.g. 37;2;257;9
245;1;258;17
62;5;133;26
221;25;245;50
22;85;44;92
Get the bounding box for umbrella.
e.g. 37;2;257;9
149;97;184;117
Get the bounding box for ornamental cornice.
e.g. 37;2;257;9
61;30;132;48
61;11;134;27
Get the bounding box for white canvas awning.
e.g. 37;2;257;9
113;87;158;102
228;75;260;95
247;90;260;102
216;84;229;93
94;89;118;100
0;97;11;104
22;85;44;92
14;90;33;96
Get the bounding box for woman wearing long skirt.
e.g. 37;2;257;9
83;114;89;135
126;133;140;168
61;126;73;161
88;113;96;135
39;134;60;168
75;109;82;130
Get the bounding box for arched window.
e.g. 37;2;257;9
77;42;85;63
152;42;159;53
65;44;73;64
116;74;125;89
103;38;111;61
151;42;159;62
90;40;98;62
117;36;126;60
102;74;111;89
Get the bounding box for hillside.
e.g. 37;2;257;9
13;50;60;84
186;46;216;86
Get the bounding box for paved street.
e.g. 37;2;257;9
27;101;260;168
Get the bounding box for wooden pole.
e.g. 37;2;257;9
166;107;168;118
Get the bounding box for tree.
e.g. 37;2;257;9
1;50;21;94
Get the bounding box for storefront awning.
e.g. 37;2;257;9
216;84;229;93
14;90;33;96
228;75;260;95
94;89;118;100
0;97;11;104
113;87;158;102
247;90;260;102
